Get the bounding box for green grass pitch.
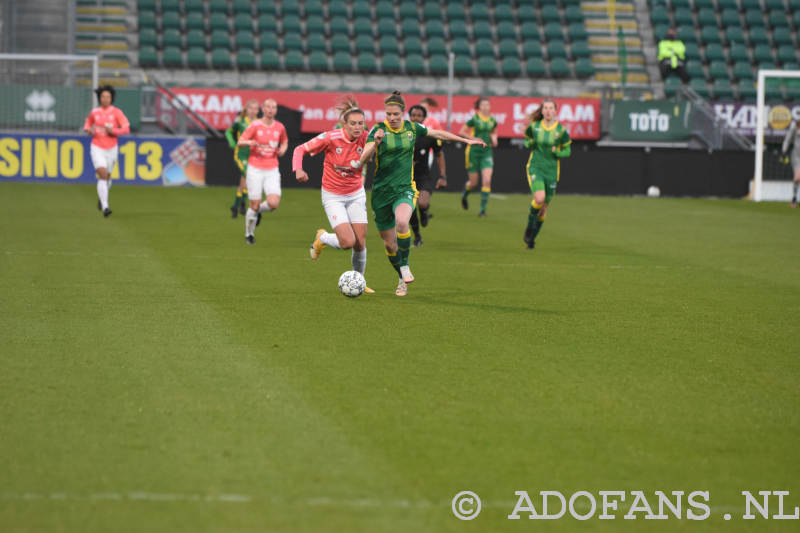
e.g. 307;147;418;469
1;182;798;532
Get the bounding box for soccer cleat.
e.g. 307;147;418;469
102;208;112;217
230;205;238;218
526;239;535;250
399;265;415;283
461;196;468;210
395;278;407;296
478;211;487;217
245;235;255;244
420;209;429;227
364;285;375;294
413;234;423;247
256;212;262;226
524;226;533;246
239;202;247;215
309;228;325;259
97;199;102;211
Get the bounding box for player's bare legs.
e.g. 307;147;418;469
96;167;112;217
462;171;479;210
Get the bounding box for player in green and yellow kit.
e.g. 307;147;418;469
459;97;498;217
523;99;571;250
225;99;259;218
357;91;485;296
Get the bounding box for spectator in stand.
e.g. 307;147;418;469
658;28;689;84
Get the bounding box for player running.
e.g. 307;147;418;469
459;97;498;217
523;99;572;250
83;85;130;217
356;91;485;296
237;98;288;244
781;119;800;208
225;99;259;218
293;96;375;293
408;104;447;247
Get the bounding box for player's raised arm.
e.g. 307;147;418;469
277;124;288;157
357;128;384;167
428;128;486;147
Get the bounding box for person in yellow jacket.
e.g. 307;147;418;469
658;28;689;84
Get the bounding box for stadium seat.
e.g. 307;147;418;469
473;21;493;39
684;42;700;60
255;0;275;15
650;6;669;25
453;55;474;75
517;4;536;22
525;57;546;76
777;45;797;64
426;37;447;56
663;77;682;98
574;57;595;78
208;0;228;15
674;8;693;26
571;40;590;58
401;19;421;39
138;0;156;10
210;29;230;50
232;0;251;15
381;53;402;74
233;13;252;32
423;4;441;20
331;34;351;53
753;44;773;63
547;40;568;59
332;51;352;71
352;1;370;18
284;50;305;70
281;2;300;16
308;50;328;71
494;5;514;22
729;43;750;62
700;27;721;44
744;10;764;28
211;49;232;68
522;39;544;58
544;23;564;40
163;46;183;67
708;61;728;79
329;2;347;17
676;26;696;43
328;16;350;36
541;5;560;22
256;14;277;32
567;23;588;42
720;9;739;26
733;61;754;81
405;54;426;75
357;52;377;73
426;20;446;38
259;30;278;50
498;39;518;58
446;4;464;21
501;57;522;76
258;48;279;69
449;21;469;39
429;54;449;74
399;3;418;19
307;33;327;53
161;0;180;12
475;39;494;58
768;10;790;28
138;11;156;30
209;13;228;31
724;26;745;45
686;60;704;79
236;48;256;69
379;35;399;55
697;8;717;26
450;38;471;56
304;0;324;17
160;10;181;30
283;33;303;53
565;5;584;23
748;26;769;45
282;15;302;35
377;19;396;36
404;39;423;55
477;56;497;76
376;2;394;18
139;45;158;66
703;43;725;62
549;57;571;78
496;21;517;40
690;78;710;97
306;16;325;35
139;28;157;47
162;28;182;48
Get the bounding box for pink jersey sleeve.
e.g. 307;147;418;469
302;132;330;156
83;111;94;132
112;107;130;136
239;123;255;143
292;145;306;172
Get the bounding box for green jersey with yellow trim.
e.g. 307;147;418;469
225;114;253;167
367;119;428;206
524;120;572;181
465;113;497;151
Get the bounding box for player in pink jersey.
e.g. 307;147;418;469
83;85;130;217
237;98;288;244
293;96;374;293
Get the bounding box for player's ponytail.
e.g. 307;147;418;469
335;94;363;121
528;98;557;123
384;90;405;110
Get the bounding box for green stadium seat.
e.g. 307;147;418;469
423;4;441;20
453;55;473;75
522;39;544;58
331;34;351;53
284;50;305;70
256;0;276;15
496;21;516;39
446;4;464;21
544;23;564;40
426;20;445;38
139;28;157;47
677;26;696;43
473;21;493;39
355;34;374;53
232;0;251;15
329;2;348;17
163;46;183;67
733;61;754;80
399;3;418;19
748;26;769;45
209;13;228;30
501;57;522;76
352;1;370;18
549;57;570;78
547;40;568;59
700;27;721;44
160;10;181;30
332;51;352;71
426;37;446;56
208;0;228;14
541;5;560;22
162;28;182;48
571;40;590;58
282;15;302;34
185;28;205;49
449;22;469;38
740;0;761;9
379;35;399;54
138;11;156;30
777;45;797;64
377;19;396;36
703;43;725;62
304;0;324;17
712;78;734;99
744;10;764;27
525;57;546;76
724;26;745;45
717;0;739;8
376;2;394;18
307;33;327;53
720;9;740;26
693;0;715;7
283;33;303;53
405;53;426;74
518;4;536;22
650;6;669;25
306;16;325;35
697;8;717;26
210;30;231;50
690;78;710;97
428;53;448;74
281;2;300;16
684;42;700;60
381;53;402;73
753;44;773;63
259;31;278;50
404;39;423;55
686;60;704;79
353;16;371;34
450;37;471;56
184;12;204;31
663;77;683;98
498;39;518;57
477;56;497;76
471;4;489;20
729;43;750;62
494;5;514;22
236;48;256;69
565;5;583;23
260;48;280;69
575;57;594;77
328;16;349;36
567;23;588;42
186;46;207;67
520;22;540;41
765;0;786;9
138;0;156;10
138;45;158;66
161;0;180;11
773;27;793;45
233;13;252;32
308;50;328;71
236;30;255;51
794;11;800;26
709;60;729;79
475;39;494;58
357;52;378;73
674;8;693;25
653;23;669;42
736;80;756;100
257;14;277;32
401;19;422;39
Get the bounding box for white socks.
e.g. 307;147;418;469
245;208;258;236
351;248;366;274
258;201;273;213
97;179;109;209
320;232;342;249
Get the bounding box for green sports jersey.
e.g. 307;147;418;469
465;113;497;150
367;119;428;206
225;114;253;164
524;120;572;181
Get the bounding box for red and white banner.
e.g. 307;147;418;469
169;88;601;140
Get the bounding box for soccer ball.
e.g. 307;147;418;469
647;185;661;198
338;270;366;298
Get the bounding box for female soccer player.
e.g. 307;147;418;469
237;98;288;244
781;119;800;208
459;96;498;217
83;85;130;217
292;96;374;293
357;91;485;296
523;98;571;250
408;104;446;247
225;99;259;218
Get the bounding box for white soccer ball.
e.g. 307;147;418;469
647;185;661;198
338;270;366;298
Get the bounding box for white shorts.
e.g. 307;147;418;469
246;166;281;199
90;145;118;173
321;187;368;228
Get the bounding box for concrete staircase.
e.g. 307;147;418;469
74;0;138;86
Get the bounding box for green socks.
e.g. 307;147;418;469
386;250;402;275
479;187;490;213
397;230;412;266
